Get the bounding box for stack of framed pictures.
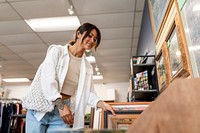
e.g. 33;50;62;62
100;102;150;130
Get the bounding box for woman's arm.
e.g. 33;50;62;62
41;45;61;101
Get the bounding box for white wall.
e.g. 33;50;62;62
3;85;29;99
94;82;129;102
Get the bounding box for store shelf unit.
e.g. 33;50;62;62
130;55;159;102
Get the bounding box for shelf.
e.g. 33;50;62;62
130;55;159;102
133;63;155;67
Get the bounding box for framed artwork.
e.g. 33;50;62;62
100;102;150;129
156;50;167;91
92;108;102;129
167;25;183;77
104;110;142;129
180;0;200;77
148;0;170;41
165;14;190;81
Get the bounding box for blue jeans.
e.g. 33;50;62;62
25;99;71;133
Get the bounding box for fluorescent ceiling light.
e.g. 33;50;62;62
86;56;96;63
3;78;30;83
93;75;103;80
25;16;80;32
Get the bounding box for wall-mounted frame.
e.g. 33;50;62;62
165;14;190;81
180;0;200;77
156;47;168;92
148;0;171;42
100;102;150;129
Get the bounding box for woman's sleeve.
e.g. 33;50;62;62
87;80;100;107
40;45;61;101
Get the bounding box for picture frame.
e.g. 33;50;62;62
165;14;190;81
180;0;200;77
148;0;171;42
92;108;102;129
167;25;183;77
104;110;142;130
101;102;150;129
156;49;167;92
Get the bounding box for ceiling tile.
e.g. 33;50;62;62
0;45;13;53
79;13;134;28
19;52;46;60
0;60;30;67
10;0;71;19
0;52;22;61
38;31;75;44
0;3;21;20
136;0;145;11
0;33;44;45
132;38;139;47
99;39;132;49
27;59;43;68
100;28;133;40
97;56;130;63
133;27;141;38
131;48;137;56
7;43;48;53
134;12;143;26
96;48;131;57
0;20;33;35
73;0;135;15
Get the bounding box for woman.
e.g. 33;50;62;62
22;23;116;132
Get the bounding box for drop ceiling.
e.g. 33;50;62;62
0;0;145;85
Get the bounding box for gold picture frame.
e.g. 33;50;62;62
165;13;191;81
105;110;141;130
148;0;171;43
156;47;169;92
101;102;150;129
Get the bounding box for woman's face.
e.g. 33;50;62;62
80;29;98;51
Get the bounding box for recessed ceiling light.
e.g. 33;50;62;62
3;78;30;83
25;16;80;32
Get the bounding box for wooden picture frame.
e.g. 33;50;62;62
148;0;171;42
104;110;142;130
156;49;167;92
101;102;150;129
165;14;190;81
180;0;200;77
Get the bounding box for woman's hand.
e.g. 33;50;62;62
97;100;116;116
58;104;74;125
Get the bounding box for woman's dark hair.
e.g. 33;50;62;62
69;23;101;51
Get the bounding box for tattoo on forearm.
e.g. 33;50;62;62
53;98;64;110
